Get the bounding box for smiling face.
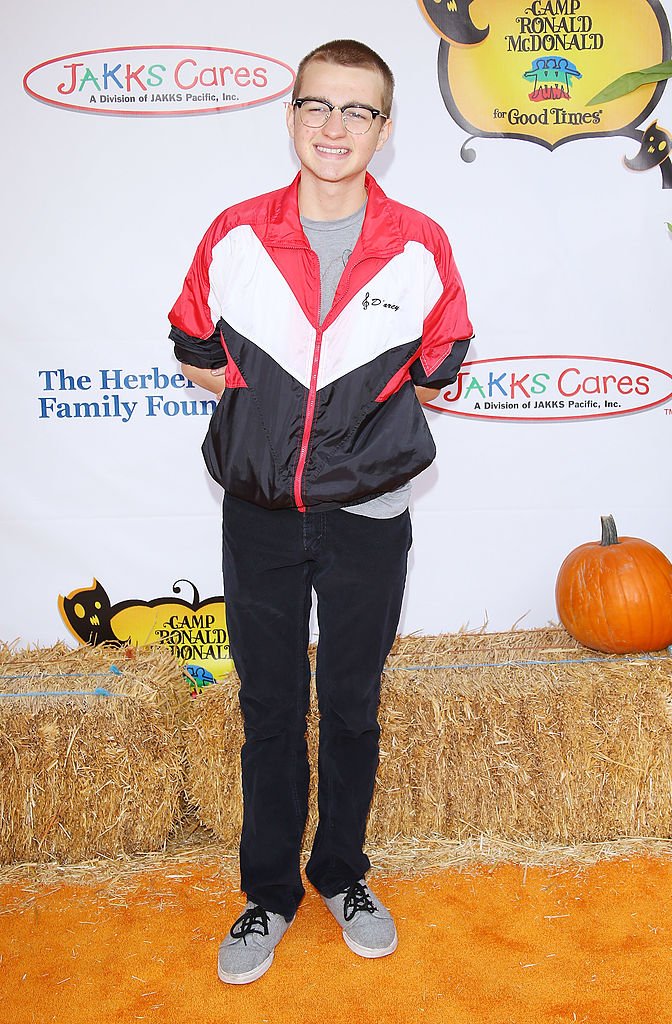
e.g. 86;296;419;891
286;59;392;216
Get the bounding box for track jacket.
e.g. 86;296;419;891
169;173;473;512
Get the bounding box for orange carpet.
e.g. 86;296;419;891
2;858;671;1024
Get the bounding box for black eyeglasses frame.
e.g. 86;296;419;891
292;97;388;133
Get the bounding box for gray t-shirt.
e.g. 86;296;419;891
301;203;366;324
301;203;412;519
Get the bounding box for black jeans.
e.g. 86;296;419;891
222;493;412;921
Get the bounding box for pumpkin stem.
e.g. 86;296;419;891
600;514;619;546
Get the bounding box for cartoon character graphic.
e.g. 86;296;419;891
417;0;489;45
58;579;123;645
623;119;672;170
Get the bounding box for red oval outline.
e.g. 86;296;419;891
427;354;672;422
23;45;295;116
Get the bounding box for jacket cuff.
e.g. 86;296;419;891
169;324;227;369
411;338;472;388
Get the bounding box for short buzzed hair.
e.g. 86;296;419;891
293;39;395;116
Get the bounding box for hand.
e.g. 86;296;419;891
211;366;225;399
180;363;226;398
415;385;441;405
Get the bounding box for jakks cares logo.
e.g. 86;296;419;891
428;355;672;420
24;46;295;115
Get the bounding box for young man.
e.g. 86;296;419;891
168;39;473;984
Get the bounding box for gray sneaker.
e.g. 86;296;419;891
322;880;398;959
217;902;294;984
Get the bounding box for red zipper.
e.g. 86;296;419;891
294;323;323;512
276;236;393;511
292;247;382;511
295;246;325;512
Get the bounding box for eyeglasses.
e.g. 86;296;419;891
292;97;388;135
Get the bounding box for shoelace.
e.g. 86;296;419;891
340;882;377;922
229;905;270;943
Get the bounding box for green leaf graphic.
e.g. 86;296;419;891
587;61;672;105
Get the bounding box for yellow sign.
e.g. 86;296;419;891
59;579;234;691
421;0;670;149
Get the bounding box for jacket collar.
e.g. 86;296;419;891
266;173;404;257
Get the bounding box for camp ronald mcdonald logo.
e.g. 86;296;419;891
24;46;295;115
418;0;671;182
59;579;234;694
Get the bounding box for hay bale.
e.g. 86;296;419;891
0;643;188;864
183;680;244;848
372;640;672;844
185;627;672;849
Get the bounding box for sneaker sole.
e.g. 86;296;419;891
342;929;398;959
217;949;274;985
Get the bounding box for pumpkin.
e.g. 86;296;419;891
555;515;672;654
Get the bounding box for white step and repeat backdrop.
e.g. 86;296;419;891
3;0;671;670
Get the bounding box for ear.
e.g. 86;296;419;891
286;100;296;140
375;116;392;153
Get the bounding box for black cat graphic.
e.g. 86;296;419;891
59;579;123;645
